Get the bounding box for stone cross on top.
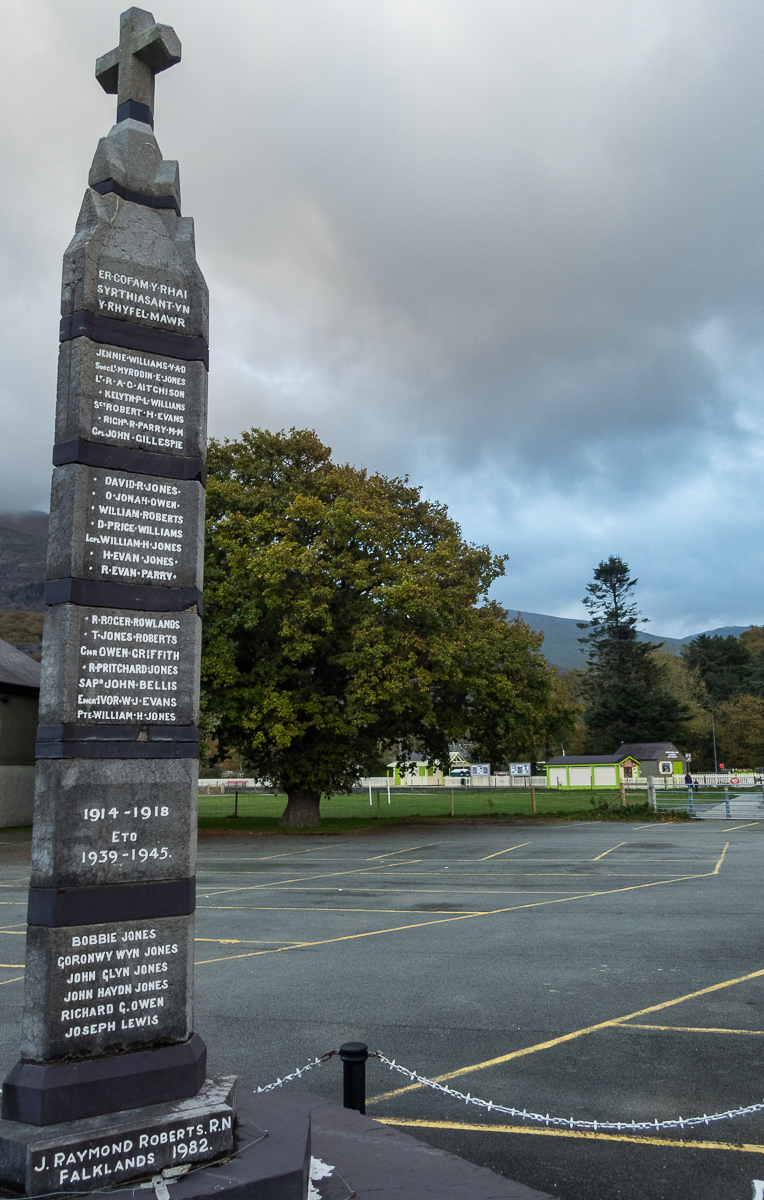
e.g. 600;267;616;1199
96;6;181;130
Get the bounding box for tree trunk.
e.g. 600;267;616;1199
279;787;322;828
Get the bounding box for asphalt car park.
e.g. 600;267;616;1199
2;819;763;1199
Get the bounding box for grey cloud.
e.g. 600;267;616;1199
2;0;764;633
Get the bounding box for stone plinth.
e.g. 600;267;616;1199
0;1076;236;1195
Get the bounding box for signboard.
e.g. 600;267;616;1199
510;762;531;777
470;763;490;777
658;761;673;775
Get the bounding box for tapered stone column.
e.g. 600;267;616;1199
0;9;239;1194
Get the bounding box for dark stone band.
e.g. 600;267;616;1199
1;1034;207;1126
27;877;196;927
116;98;154;128
92;177;179;214
53;438;207;484
45;577;203;615
37;723;200;744
36;739;200;760
60;311;209;369
36;723;200;760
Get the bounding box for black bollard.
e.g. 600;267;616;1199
340;1042;368;1113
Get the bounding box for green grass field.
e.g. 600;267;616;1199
196;785;675;832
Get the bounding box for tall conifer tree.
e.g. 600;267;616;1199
578;556;689;751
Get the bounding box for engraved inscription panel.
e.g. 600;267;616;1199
39;605;200;726
91;255;205;337
56;338;207;460
25;1081;235;1195
31;759;197;888
22;916;193;1060
47;464;204;591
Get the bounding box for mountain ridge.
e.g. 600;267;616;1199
0;517;752;670
514;610;751;672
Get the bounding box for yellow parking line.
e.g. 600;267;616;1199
591;842;626;861
0;963;24;968
623;1024;764;1035
0;976;24;985
720;822;760;832
478;842;532;861
196;870;719;966
376;1117;764;1153
365;845;438;860
369;963;761;1105
197;905;488;914
712;843;729;872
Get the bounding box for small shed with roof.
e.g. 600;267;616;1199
0;639;41;827
616;742;687;777
546;753;641;789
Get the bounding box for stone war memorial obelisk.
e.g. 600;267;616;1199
0;10;307;1198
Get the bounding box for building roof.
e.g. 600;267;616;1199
0;639;42;691
617;742;683;760
546;754;639;766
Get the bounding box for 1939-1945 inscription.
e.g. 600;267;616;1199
31;757;197;888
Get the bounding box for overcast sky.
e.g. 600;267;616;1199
2;0;764;636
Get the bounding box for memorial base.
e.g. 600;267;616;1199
2;1035;207;1126
0;1076;237;1197
0;1085;555;1200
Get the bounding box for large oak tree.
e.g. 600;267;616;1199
201;428;572;826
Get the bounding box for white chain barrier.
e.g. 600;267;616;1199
255;1051;338;1094
374;1053;764;1132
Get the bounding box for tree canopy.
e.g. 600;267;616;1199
201;428;573;825
680;634;752;704
577;555;689;751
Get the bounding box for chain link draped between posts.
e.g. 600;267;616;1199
253;1048;764;1134
254;1050;339;1094
373;1053;764;1132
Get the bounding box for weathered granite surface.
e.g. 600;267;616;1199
95;7;181;125
46;464;204;591
56;337;207;461
30;757;196;888
61;190;207;339
258;1092;558;1200
21;914;194;1061
90;119;181;207
38;604;200;728
1;8;220;1154
0;1076;235;1195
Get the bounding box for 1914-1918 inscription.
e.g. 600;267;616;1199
22;916;193;1061
47;464;204;590
56;339;207;461
31;758;197;888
